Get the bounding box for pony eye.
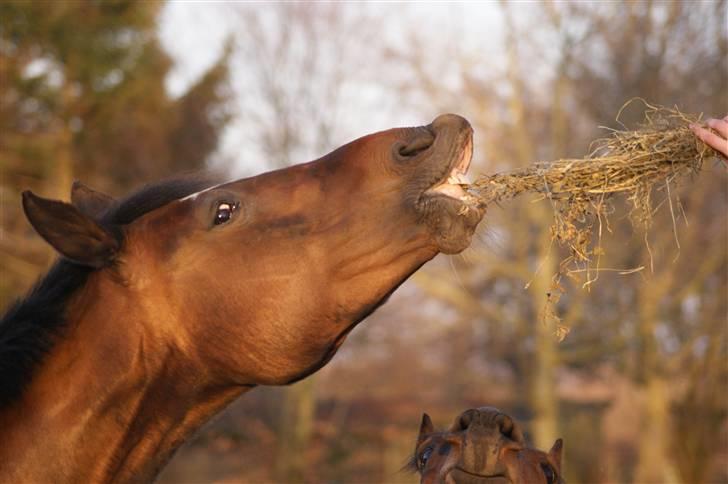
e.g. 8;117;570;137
419;447;433;469
214;202;235;225
541;463;556;484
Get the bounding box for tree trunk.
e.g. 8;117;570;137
529;231;560;450
634;285;681;484
275;376;316;482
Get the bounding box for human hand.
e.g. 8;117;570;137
690;116;728;161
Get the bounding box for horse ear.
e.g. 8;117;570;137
23;191;120;268
548;438;563;470
417;413;435;446
70;180;116;219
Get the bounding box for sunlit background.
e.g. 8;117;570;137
1;1;726;483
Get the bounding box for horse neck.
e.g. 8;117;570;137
0;271;248;482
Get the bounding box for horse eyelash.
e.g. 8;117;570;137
401;456;419;473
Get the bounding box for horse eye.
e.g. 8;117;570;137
419;447;433;469
214;202;235;225
541;463;556;484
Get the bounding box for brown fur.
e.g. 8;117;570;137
0;115;484;482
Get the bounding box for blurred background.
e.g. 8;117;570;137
1;1;726;482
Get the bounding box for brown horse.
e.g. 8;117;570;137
0;114;483;482
408;407;564;484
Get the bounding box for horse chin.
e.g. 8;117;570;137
447;468;510;484
418;193;484;254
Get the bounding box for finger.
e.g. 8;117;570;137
692;125;728;160
706;118;728;138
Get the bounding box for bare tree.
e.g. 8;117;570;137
386;1;726;482
230;3;381;171
230;4;381;480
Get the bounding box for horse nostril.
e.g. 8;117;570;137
457;410;475;431
499;416;515;439
398;131;435;157
497;414;526;444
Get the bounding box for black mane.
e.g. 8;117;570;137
0;174;219;408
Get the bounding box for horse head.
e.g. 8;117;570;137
2;115;485;481
410;407;563;484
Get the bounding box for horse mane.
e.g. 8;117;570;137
0;174;219;408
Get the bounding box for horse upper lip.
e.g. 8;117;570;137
454;135;473;174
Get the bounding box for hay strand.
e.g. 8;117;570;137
465;101;722;340
467;101;720;271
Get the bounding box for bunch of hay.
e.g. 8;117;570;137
467;102;720;282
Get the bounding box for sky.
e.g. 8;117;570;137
158;1;507;176
159;2;232;98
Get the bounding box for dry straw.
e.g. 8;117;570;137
465;100;721;337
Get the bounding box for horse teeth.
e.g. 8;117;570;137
448;172;470;185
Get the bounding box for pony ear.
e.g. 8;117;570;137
23;191;120;268
548;438;563;470
70;180;116;219
417;413;435;446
